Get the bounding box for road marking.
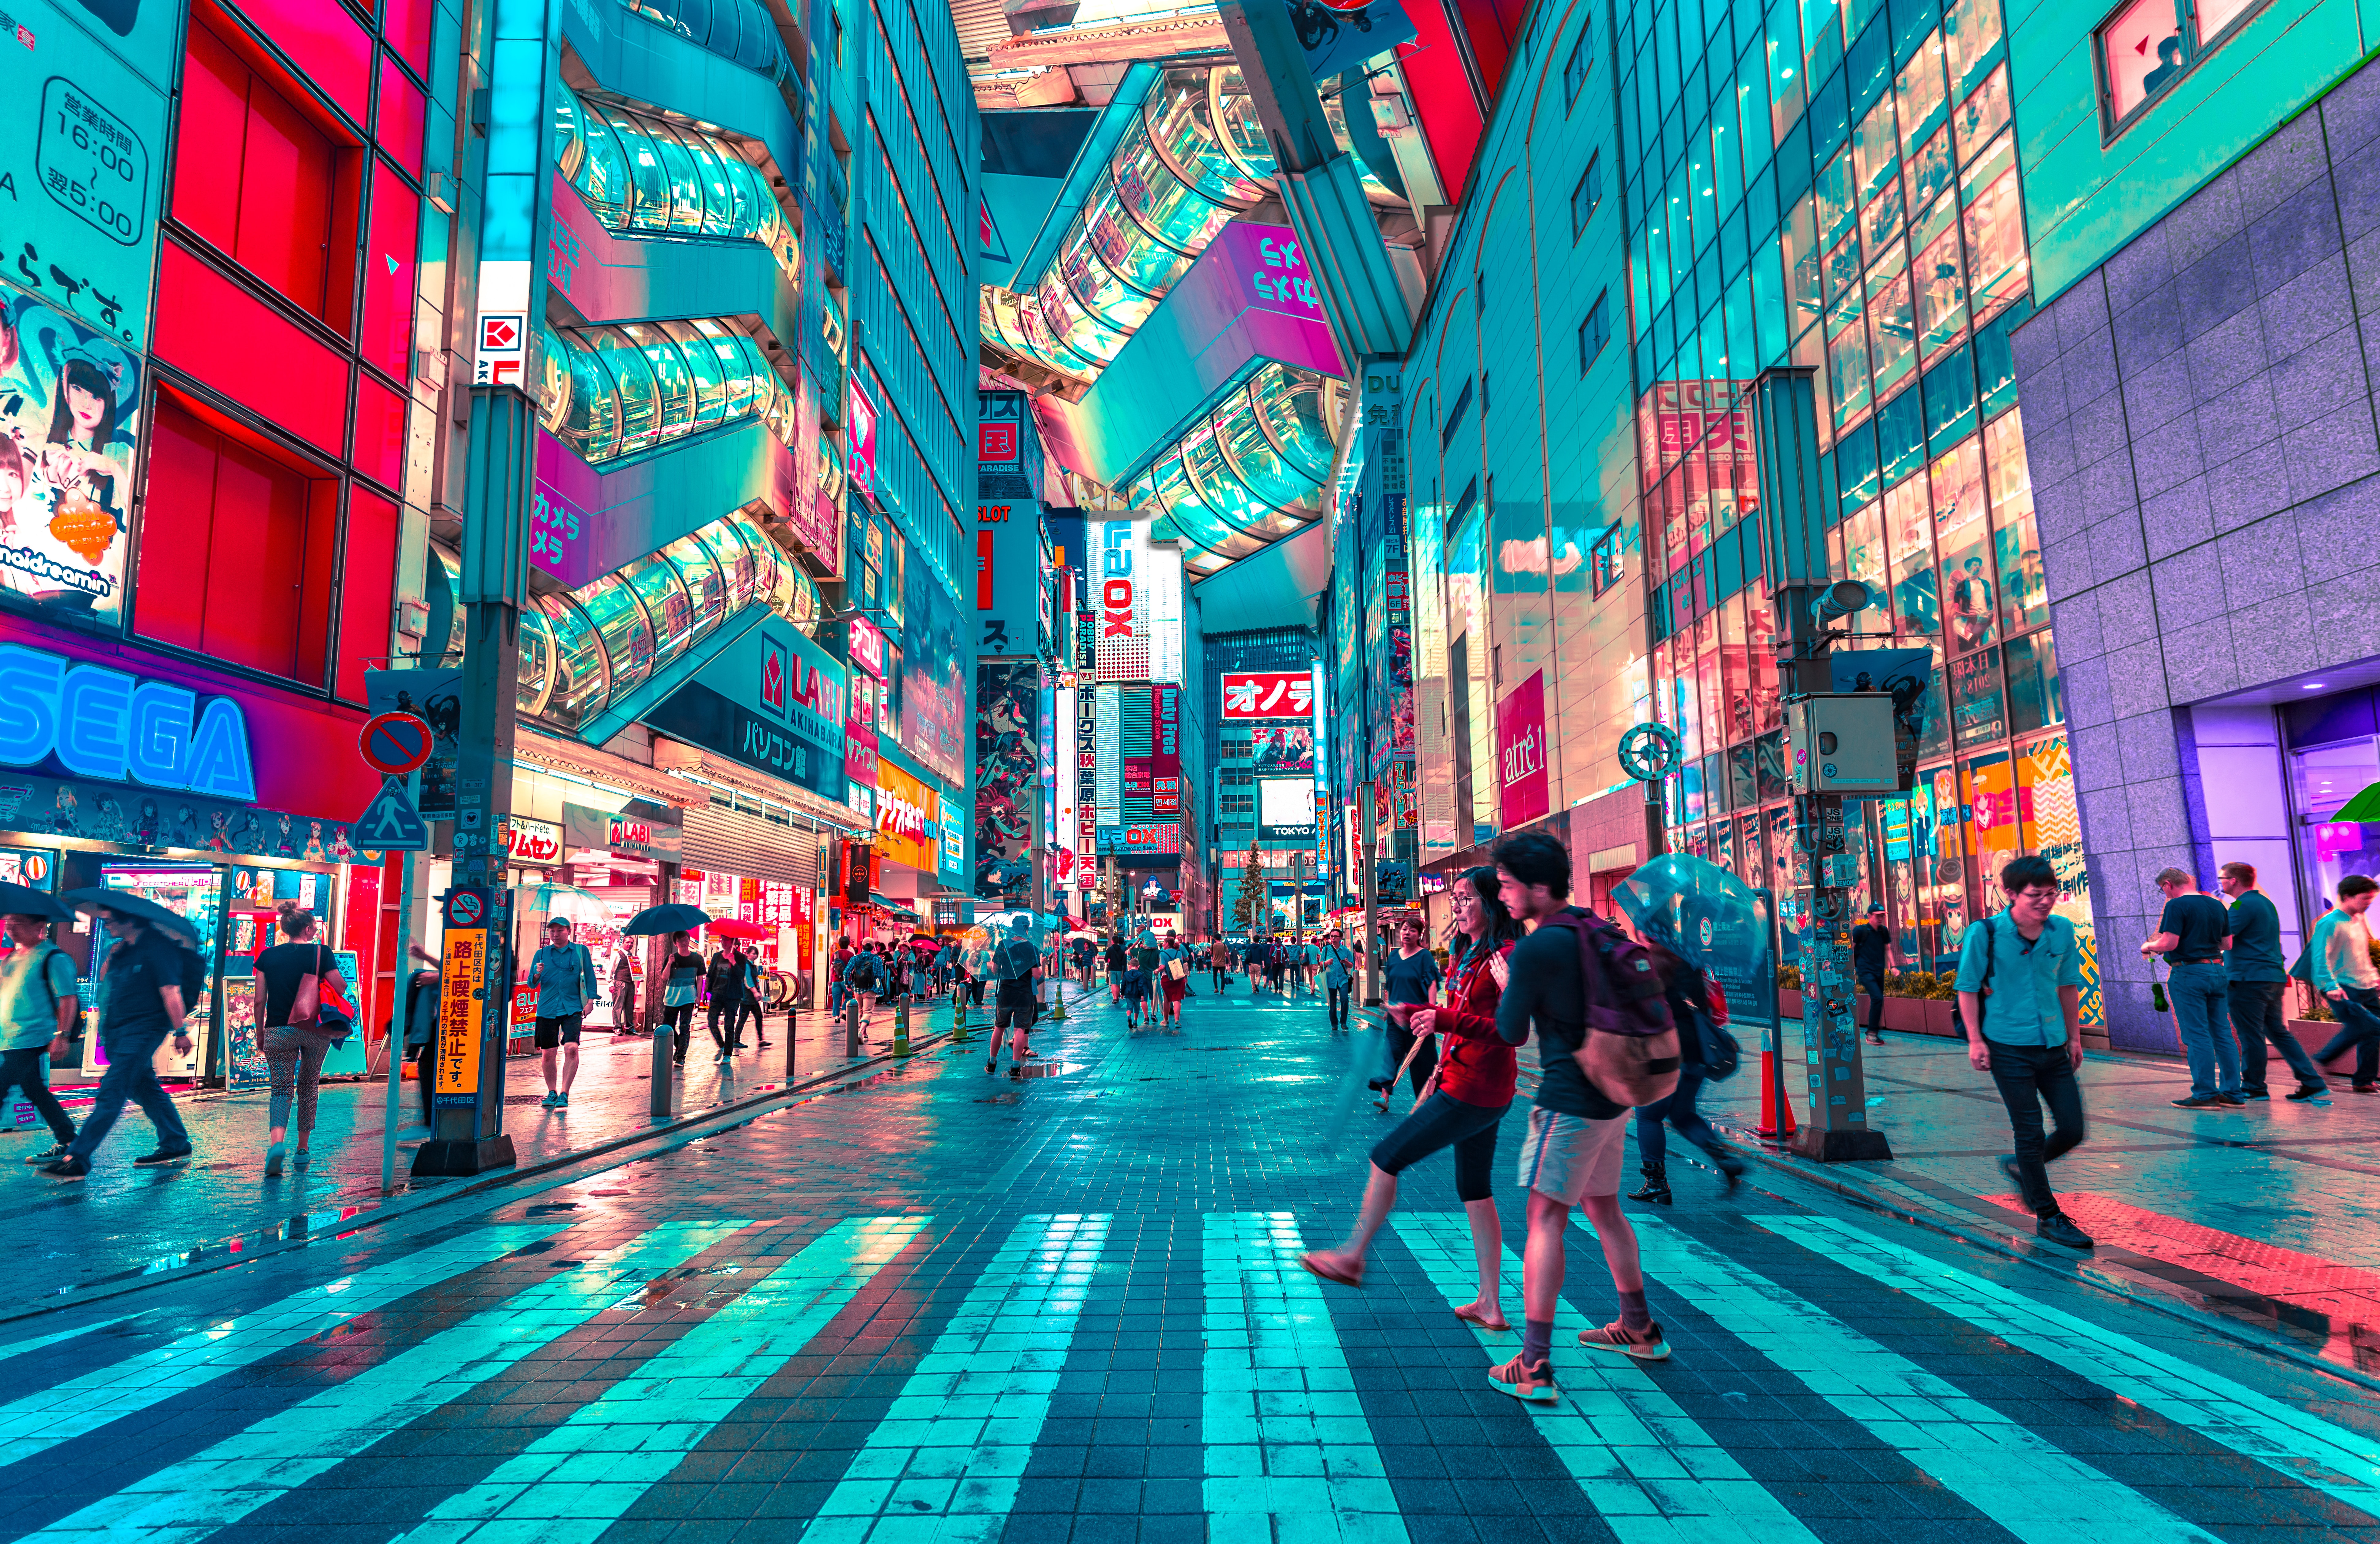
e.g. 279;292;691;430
1611;1214;2222;1544
16;1221;753;1542
390;1214;928;1543
0;1315;145;1369
801;1214;1109;1543
1397;1212;1819;1542
1202;1211;1407;1543
0;1226;564;1469
1764;1214;2380;1519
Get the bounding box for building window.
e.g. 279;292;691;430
1221;795;1255;815
1591;523;1623;597
1440;376;1473;450
1564;25;1592;108
2097;0;2265;132
1578;290;1611;374
1475;273;1486;315
1571;154;1601;239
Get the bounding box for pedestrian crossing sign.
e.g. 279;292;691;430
356;776;431;851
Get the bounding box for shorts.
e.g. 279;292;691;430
993;996;1038;1031
1515;1106;1629;1205
534;1013;583;1049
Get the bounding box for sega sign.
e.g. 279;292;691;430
1220;670;1314;720
0;643;256;800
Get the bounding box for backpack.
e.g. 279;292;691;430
1954;915;2001;1036
26;943;84;1042
846;951;881;990
1534;909;1680;1108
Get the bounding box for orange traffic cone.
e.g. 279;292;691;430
1755;1050;1797;1138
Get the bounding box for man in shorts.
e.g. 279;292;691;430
1491;832;1669;1399
528;918;600;1108
988;921;1040;1077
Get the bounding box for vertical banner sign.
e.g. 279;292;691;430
1151;684;1180;818
1495;670;1550;827
846;376;879;498
974;659;1038;902
434;888;493;1107
1076;682;1099;888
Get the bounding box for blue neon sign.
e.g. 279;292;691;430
0;643;256;801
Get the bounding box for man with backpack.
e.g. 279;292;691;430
1956;854;2094;1250
987;920;1041;1077
1321;929;1357;1030
1488;833;1679;1398
843;943;883;1034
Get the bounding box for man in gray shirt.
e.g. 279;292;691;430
2219;861;2325;1100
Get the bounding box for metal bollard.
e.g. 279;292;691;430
845;992;860;1058
893;997;911;1056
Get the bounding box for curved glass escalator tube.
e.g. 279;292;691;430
516;604;557;718
536;591;610;730
623;551;699;668
553;84;798;271
577;570;658;699
538;320;794;465
661;528;730;641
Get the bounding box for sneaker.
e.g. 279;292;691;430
555;1092;569;1109
1578;1320;1670;1360
132;1149;192;1168
21;1142;69;1165
1865;1032;1884;1045
2169;1095;2232;1109
2237;1089;2270;1101
987;1059;998;1074
2217;1094;2248;1106
2287;1084;2329;1101
39;1156;87;1181
1008;1063;1023;1081
264;1141;285;1177
1486;1353;1560;1402
2353;1084;2378;1094
293;1149;312;1170
538;1091;559;1108
2036;1212;2095;1250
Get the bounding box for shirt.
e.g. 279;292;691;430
529;942;599;1017
1494;907;1625;1120
2223;889;2286;983
2157;893;2229;962
1953;911;2084;1048
0;942;76;1052
1850;923;1890;974
99;931;192;1044
705;951;747;1001
1382;949;1441;1005
2310;908;2379;992
254;941;337;1027
1321;944;1355;988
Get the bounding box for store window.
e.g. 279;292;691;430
2097;0;2266;131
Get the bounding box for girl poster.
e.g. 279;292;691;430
0;285;138;626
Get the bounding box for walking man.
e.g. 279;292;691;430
987;920;1040;1078
42;908;195;1179
0;909;79;1166
528;917;599;1108
2143;867;2240;1108
2219;861;2325;1101
704;941;749;1058
2309;875;2380;1093
1852;907;1890;1044
1488;832;1671;1399
1321;928;1357;1031
1957;854;2094;1249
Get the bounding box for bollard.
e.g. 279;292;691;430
893;997;911;1056
845;992;861;1058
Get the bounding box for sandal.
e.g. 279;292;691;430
1298;1251;1364;1288
1453;1303;1511;1332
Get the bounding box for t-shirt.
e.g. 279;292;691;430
254;941;337;1027
1382;949;1441;1005
706;951;747;1001
0;942;76;1052
1103;943;1125;970
1494;907;1625;1120
100;931;193;1043
2224;889;2286;982
1850;923;1890;974
2158;893;2229;962
1131;944;1160;974
1953;911;2084;1048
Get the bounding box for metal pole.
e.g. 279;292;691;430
378;769;421;1194
1358;780;1379;1006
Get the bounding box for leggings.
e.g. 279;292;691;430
262;1022;338;1135
1370;1091;1509;1201
0;1046;74;1143
1380;1019;1438;1095
663;1003;695;1060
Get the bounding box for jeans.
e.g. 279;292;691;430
2167;961;2238;1099
67;1026;189;1162
1327;984;1351;1029
1982;1038;2086;1217
707;997;745;1050
2314;983;2380;1087
262;1022;338;1135
1212;967;1228;992
663;1003;695;1061
2228;979;2324;1092
1857;969;1885;1032
1633;1068;1737;1169
1370;1090;1508;1201
0;1046;74;1143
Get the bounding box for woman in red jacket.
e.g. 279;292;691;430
1302;866;1523;1328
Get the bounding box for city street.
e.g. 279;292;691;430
4;988;2376;1544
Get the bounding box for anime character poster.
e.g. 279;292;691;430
0;285;139;627
974;659;1038;903
899;557;966;784
1251;724;1315;774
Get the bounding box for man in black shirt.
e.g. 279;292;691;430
43;912;194;1178
1851;908;1892;1044
1488;833;1667;1401
704;943;748;1059
2143;867;2240;1107
988;922;1040;1078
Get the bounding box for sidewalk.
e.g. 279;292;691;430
1696;1026;2380;1374
0;992;989;1298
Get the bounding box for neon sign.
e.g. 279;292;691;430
0;642;255;800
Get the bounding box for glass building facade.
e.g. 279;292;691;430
1625;0;2092;1018
538;319;799;464
552;85;801;275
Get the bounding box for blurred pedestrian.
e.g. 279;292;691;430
1378;917;1441;1102
609;949;639;1035
0;908;78;1167
42;908;194;1180
1626;941;1744;1203
252;904;346;1174
2219;861;2325;1100
704;941;748;1058
660;931;702;1065
1321;928;1357;1031
2308;875;2380;1093
1852;906;1890;1044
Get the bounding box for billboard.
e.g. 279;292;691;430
1259;777;1318;841
1151;682;1180;819
897;559;965;784
974;659;1037;902
1495;670;1549;829
873;759;939;874
1251;724;1314;774
1093;518;1182;684
1;284;141;627
643;623;848;802
1222;670;1315;719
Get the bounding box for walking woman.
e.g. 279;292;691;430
659;931;703;1065
1627;940;1746;1203
1377;916;1442;1099
252;904;345;1175
1301;867;1523;1325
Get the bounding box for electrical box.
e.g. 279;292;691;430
1786;694;1903;795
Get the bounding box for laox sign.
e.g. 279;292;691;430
0;643;256;800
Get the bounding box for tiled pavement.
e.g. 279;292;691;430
1;985;2376;1544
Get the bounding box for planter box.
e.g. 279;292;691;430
2290;1018;2367;1077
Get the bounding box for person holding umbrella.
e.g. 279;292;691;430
0;883;79;1167
619;902;713;1067
42;892;200;1179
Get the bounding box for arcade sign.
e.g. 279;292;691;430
501;815;563;865
0;641;256;800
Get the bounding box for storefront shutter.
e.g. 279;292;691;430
678;803;826;888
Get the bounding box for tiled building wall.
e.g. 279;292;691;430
2012;64;2380;1050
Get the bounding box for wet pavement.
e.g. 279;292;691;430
1;983;2375;1544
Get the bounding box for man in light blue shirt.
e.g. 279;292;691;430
0;911;79;1162
1955;854;2092;1251
528;918;600;1108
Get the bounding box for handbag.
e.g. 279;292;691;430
314;947;358;1047
287;943;323;1026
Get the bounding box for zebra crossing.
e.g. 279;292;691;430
0;1206;2372;1544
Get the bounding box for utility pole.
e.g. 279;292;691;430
1357;781;1378;1006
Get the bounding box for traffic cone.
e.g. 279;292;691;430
1756;1050;1798;1138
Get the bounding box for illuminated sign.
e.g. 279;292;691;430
1221;671;1314;719
502;816;563;865
0;641;255;799
847;377;879;497
560;801;682;861
873;761;939;872
846;614;887;680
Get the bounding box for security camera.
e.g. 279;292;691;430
1810;579;1876;624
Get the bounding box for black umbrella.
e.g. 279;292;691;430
621;902;712;937
61;886;203;947
0;882;71;922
